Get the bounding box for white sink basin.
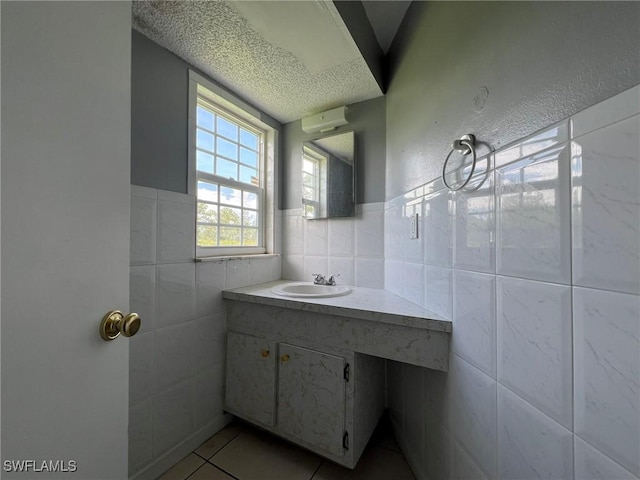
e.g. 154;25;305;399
271;282;352;298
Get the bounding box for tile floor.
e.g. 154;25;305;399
158;417;416;480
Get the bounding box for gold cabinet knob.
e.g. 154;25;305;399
261;349;270;358
281;354;290;363
100;310;141;341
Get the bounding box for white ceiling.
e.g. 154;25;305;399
132;0;394;124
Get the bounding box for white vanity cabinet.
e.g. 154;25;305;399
224;329;384;468
225;332;277;427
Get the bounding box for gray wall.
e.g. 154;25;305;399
131;30;282;195
282;95;386;209
385;1;640;200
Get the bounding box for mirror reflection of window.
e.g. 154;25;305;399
302;131;355;219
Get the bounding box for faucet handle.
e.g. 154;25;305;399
327;273;340;285
312;273;325;284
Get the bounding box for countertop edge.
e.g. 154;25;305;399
222;287;452;333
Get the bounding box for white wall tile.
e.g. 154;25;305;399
385;204;404;260
384;259;404;297
157;199;195;264
498;386;573;480
574;287;640;476
451;355;497;480
282;254;304;280
453;270;496;378
355;257;384;288
225;259;250;289
494;121;569;169
130;193;157;265
192;314;226;374
130;265;156;333
356;209;384;257
453;171;495;274
452;441;487;480
328;217;355;257
249;256;280;285
575;436;639;480
403;262;424;307
424;414;452;480
129;332;154;407
571;115;640;294
196;261;226;317
156;263;196;328
497;145;571;284
129;399;153;474
402;364;425;476
571;85;640;139
423;187;453;267
424;265;452;320
303;218;328;256
303;255;328;281
283;213;304;255
153;381;194;457
192;366;225;428
158;189;196;205
154;321;196;394
497;277;573;429
328;257;354;286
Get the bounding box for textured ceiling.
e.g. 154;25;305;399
308;131;354;164
132;0;383;124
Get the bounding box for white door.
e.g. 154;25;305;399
2;2;132;478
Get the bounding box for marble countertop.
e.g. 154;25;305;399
222;281;452;333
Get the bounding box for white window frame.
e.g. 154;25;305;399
189;71;271;257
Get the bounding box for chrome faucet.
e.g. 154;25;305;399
312;273;340;286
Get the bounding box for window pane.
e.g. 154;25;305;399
303;172;315;187
243;191;258;209
217;137;238;160
197;225;218;246
239;165;259;186
239;147;258;168
219;206;241;225
197;130;214;152
197;181;218;202
240;129;258;150
303;159;316;173
216;157;238;180
197;106;214;131
243;210;258;227
217;116;238;141
197;202;218;224
243;228;258;246
196;150;214;174
219;227;241;246
220;186;242;206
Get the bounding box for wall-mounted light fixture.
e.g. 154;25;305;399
301;106;348;134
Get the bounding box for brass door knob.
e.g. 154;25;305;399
261;349;270;358
100;310;141;341
281;354;290;363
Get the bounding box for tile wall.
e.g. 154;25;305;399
281;203;385;287
385;86;640;480
129;186;281;479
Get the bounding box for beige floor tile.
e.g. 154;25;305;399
211;430;322;480
158;453;205;480
189;463;236;480
311;446;416;480
195;422;246;459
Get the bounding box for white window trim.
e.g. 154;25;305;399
189;70;275;258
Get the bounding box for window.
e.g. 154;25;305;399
301;145;327;219
190;74;271;257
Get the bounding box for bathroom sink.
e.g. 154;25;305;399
271;282;352;298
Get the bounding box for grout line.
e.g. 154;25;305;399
200;428;245;461
209;463;241;480
308;460;324;480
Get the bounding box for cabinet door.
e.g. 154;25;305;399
277;344;346;457
225;332;277;427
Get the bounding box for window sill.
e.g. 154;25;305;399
194;253;280;263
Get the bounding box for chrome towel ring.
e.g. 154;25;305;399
442;134;476;191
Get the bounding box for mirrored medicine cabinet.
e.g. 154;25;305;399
301;131;355;219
